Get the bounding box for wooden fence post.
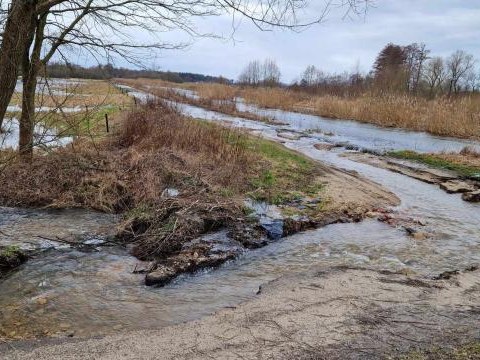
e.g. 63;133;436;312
105;113;109;133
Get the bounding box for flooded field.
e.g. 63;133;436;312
1;79;131;150
0;81;479;341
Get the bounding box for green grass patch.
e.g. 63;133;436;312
241;137;323;205
400;342;480;360
388;150;480;178
42;105;122;137
0;245;27;273
0;245;22;259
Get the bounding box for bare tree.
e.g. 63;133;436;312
262;59;281;86
465;69;480;92
301;65;321;87
446;50;475;94
423;57;446;97
404;43;430;93
238;60;262;86
0;1;371;160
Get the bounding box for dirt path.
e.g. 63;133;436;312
3;266;478;359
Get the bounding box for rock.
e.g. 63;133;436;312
433;269;460;280
314;143;334;151
462;190;480;203
412;232;429;241
439;180;476;194
404;227;430;240
283;217;317;236
365;211;378;218
145;245;237;287
0;247;28;276
277;132;302;141
229;225;268;249
36;297;48;305
161;188;180;198
145;267;177;287
260;218;284;240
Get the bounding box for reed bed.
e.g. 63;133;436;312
308;94;480;139
235;86;480;139
127;80;480;139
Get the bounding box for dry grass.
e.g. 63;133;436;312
0;101;256;258
118;78;285;125
0;100;322;259
238;87;480;139
240;86;310;110
137;81;480;140
307;94;480;139
190;83;237;101
0;101;254;210
9;80;132;109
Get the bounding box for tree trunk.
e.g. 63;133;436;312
0;1;38;129
18;9;46;161
19;74;37;160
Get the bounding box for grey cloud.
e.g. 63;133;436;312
96;1;480;82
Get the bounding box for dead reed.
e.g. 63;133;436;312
140;80;480;140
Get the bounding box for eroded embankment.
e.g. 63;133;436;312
0;100;397;291
3;266;479;360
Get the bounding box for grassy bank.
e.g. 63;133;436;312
133;80;480;140
0;100;325;260
388;148;480;178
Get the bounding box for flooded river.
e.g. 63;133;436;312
1;85;479;340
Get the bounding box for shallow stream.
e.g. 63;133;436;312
1;85;479;340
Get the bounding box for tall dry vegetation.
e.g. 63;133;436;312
122;78;480;139
0;101;256;210
308;94;480;138
193;83;237;101
0;101;262;257
236;86;480;139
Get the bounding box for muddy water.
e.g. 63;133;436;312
1;86;479;340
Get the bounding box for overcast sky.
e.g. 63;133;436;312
76;0;480;82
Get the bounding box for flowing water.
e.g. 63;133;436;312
1;85;479;340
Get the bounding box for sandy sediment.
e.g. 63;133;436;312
3;266;478;359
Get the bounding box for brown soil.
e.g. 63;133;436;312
4;266;479;359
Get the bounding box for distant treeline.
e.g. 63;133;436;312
239;43;480;99
42;62;231;83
